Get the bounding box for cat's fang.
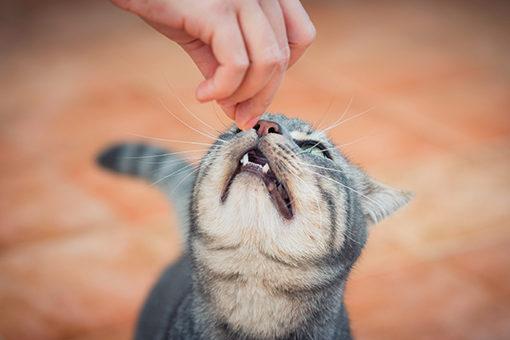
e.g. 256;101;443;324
262;163;269;174
242;153;249;165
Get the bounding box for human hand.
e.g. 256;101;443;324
109;0;315;130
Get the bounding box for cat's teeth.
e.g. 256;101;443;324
262;163;269;174
241;153;249;165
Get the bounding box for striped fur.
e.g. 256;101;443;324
98;113;413;340
98;143;194;236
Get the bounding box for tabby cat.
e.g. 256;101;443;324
98;113;413;340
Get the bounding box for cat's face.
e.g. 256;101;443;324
190;114;412;267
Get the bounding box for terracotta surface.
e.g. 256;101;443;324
1;0;509;339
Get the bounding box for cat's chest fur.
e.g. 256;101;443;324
193;241;341;338
198;251;309;337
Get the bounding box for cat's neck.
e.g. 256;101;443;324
190;241;352;340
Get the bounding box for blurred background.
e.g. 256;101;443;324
1;0;509;339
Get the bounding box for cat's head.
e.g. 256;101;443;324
190;113;413;266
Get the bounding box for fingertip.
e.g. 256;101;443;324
235;101;261;131
240;116;261;131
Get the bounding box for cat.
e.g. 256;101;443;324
98;113;413;340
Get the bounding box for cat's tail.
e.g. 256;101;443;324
97;143;195;236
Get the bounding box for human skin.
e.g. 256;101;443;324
109;0;316;130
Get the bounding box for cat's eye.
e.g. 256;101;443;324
299;143;328;158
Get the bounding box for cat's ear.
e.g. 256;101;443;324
361;179;414;230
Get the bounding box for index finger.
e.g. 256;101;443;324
195;15;250;103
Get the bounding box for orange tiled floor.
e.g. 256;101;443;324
1;0;510;339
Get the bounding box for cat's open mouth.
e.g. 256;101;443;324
221;148;294;219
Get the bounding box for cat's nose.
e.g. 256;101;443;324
254;120;281;137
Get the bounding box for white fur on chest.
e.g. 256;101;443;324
196;244;314;338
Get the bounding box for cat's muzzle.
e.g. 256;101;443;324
220;147;293;220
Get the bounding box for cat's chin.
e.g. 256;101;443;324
221;147;294;220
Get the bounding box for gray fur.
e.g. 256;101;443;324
98;113;413;340
98;143;194;236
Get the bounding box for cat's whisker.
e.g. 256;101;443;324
211;102;229;130
284;166;364;246
294;141;324;158
152;160;201;179
158;97;227;143
296;134;374;159
300;166;367;200
120;131;216;147
157;158;202;177
320;95;354;133
299;166;386;215
299;160;406;221
137;159;201;194
118;149;209;159
134;154;203;166
322;102;379;133
281;163;322;228
292;161;340;174
152;163;201;209
334;134;374;149
313;83;339;131
161;75;225;135
165;166;200;199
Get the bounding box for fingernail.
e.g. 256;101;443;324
241;117;260;131
236;101;260;131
